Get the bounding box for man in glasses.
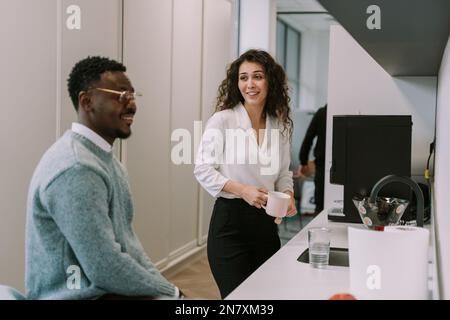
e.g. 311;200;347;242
25;56;183;300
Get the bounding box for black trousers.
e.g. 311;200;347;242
314;161;325;213
207;198;280;299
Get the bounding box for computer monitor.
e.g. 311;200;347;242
330;115;412;223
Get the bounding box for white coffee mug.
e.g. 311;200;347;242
262;191;290;217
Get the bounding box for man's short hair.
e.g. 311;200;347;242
67;56;126;111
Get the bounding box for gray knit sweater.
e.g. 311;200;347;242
25;131;176;299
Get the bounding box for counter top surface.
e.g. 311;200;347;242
226;211;365;300
226;210;436;300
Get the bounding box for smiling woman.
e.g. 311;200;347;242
238;62;268;118
194;49;296;298
215;49;293;138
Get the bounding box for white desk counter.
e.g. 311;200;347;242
226;210;438;300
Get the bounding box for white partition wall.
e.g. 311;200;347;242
0;0;57;291
59;0;123;135
435;36;450;299
123;0;174;267
0;0;236;291
123;0;205;264
170;0;203;255
0;0;123;291
199;0;237;243
123;0;236;267
239;0;277;55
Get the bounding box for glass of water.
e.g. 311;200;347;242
308;227;331;268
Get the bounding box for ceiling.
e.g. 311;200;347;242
278;12;336;32
276;0;336;32
276;0;326;13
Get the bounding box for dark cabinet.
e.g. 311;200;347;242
318;0;450;76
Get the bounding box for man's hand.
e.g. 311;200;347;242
299;165;310;177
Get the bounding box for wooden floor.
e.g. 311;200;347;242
165;253;221;300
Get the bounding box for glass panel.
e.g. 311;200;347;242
276;20;286;67
290;80;299;109
286;27;300;81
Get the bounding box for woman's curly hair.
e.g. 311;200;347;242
215;49;293;139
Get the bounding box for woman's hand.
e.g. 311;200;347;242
240;185;268;209
223;181;268;208
274;191;297;224
285;191;297;217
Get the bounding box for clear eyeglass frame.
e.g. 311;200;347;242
94;87;142;104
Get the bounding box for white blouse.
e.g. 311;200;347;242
194;103;293;199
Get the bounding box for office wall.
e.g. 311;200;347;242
123;0;173;267
0;0;235;292
435;36;450;299
169;0;204;258
325;25;436;210
0;0;122;291
123;0;236;267
59;0;123;135
240;0;277;55
0;0;57;292
199;0;237;242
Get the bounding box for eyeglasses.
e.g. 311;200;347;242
94;88;142;104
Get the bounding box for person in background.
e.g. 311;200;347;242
25;56;183;300
298;104;327;214
194;49;297;298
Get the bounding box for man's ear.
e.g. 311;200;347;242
78;91;92;112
